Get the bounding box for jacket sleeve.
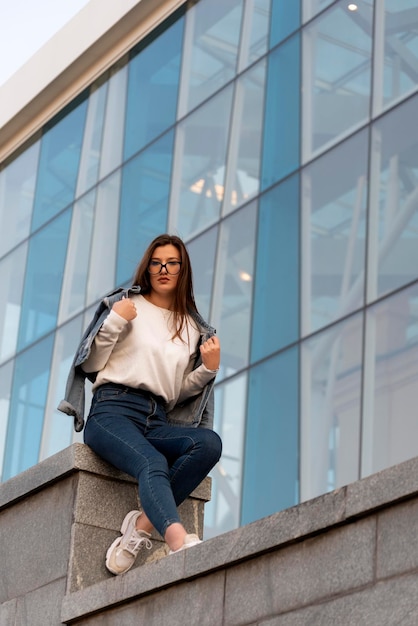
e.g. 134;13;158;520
82;309;128;373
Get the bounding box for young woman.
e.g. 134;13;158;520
81;234;222;575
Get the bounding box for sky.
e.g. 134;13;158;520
0;0;90;86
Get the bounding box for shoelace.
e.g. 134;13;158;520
124;531;152;556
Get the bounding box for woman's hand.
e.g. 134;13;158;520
200;336;220;371
112;297;137;321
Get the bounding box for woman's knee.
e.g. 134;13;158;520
199;428;222;463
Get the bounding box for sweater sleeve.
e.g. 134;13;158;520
177;363;217;403
82;310;128;373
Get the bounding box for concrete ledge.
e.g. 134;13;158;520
0;442;210;511
3;445;418;625
60;455;418;623
0;443;211;625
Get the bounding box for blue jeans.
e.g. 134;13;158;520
84;383;222;538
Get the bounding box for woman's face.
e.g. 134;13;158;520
148;244;182;299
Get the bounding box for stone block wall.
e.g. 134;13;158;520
0;443;210;625
2;444;418;625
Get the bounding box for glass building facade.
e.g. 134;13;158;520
1;0;418;538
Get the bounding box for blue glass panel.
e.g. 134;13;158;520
0;243;28;364
171;84;234;239
117;131;174;285
187;226;218;321
302;1;373;162
368;94;418;302
213;202;257;379
2;335;54;480
251;175;299;362
31;96;88;231
242;347;299;525
301;313;363;500
179;0;244;117
42;316;83;459
261;34;300;190
269;0;300;47
17;210;72;350
76;81;108;195
373;0;418;115
124;16;184;161
0;360;13;479
238;0;271;72
0;139;40;257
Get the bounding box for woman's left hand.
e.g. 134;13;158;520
200;336;221;372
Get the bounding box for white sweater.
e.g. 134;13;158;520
82;295;216;410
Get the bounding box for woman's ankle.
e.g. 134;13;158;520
164;522;187;552
135;512;154;535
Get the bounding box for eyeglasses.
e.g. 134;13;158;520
148;260;182;275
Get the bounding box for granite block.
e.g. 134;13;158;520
61;552;188;622
260;570;418;626
0;598;16;626
67;521;169;593
184;487;347;579
376;497;418;579
0;443;211;512
346;455;418;519
0;477;75;602
68;570;225;626
74;471;140;530
14;578;67;626
224;517;376;625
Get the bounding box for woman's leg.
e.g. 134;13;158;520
145;412;222;506
84;388;182;539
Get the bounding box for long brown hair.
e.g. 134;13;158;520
132;234;199;340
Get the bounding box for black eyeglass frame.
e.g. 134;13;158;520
148;261;182;275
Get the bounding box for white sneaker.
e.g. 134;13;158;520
106;510;152;575
169;533;202;554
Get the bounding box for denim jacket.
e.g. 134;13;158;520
58;286;217;433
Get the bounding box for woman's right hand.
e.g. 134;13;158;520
112;297;137;321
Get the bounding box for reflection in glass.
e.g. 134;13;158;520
211;203;257;379
0;244;28;363
269;0;300;48
31;96;88;231
86;172;120;305
0;361;13;480
58;190;95;323
362;284;418;477
302;0;334;23
98;63;128;181
223;58;267;215
17;211;71;350
117;132;174;285
75;81;108;196
261;34;300;190
302;0;373;161
187;226;218;321
373;0;418;115
242;347;299;524
124;16;184;161
169;84;234;239
41;317;83;460
2;334;54;481
0;140;40;258
177;0;243;117
238;0;271;72
251;175;299;362
367;95;418;303
205;373;247;537
301;130;368;336
300;313;363;501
